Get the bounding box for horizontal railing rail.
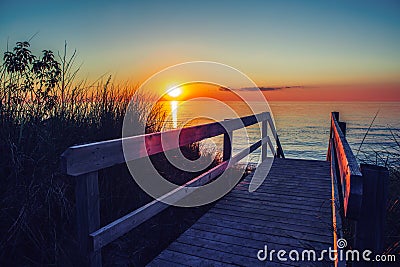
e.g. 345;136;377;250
327;112;363;219
61;112;281;176
61;111;284;267
327;112;389;267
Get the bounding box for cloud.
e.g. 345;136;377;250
219;85;304;92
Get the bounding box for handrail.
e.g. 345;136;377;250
61;112;277;176
329;140;346;267
61;111;284;267
327;112;363;219
327;112;389;267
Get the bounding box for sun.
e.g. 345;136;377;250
167;86;182;98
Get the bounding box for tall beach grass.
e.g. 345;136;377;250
357;127;400;256
0;41;222;266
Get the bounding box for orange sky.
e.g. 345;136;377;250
262;84;400;101
6;2;399;102
160;83;400;102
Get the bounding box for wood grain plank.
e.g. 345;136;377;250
200;211;331;235
232;187;330;201
223;191;331;209
190;223;331;251
218;196;331;215
175;235;298;267
212;203;330;224
148;249;237;267
167;241;278;267
75;172;102;267
215;199;331;217
195;216;332;243
207;209;332;234
147;257;190;267
228;190;331;203
149;157;334;265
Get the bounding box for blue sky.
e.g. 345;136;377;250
1;0;399;89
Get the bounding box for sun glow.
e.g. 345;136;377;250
167;86;182;98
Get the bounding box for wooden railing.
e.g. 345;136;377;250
328;112;363;219
61;111;284;267
327;112;389;267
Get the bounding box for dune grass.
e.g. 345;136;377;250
356;128;400;256
0;41;225;266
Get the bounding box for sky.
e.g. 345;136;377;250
1;0;400;101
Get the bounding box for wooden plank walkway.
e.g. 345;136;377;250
148;158;334;266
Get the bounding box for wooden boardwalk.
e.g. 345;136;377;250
62;111;388;267
148;158;334;266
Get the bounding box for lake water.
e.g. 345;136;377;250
162;101;400;166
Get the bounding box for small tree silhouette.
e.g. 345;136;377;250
2;41;61;120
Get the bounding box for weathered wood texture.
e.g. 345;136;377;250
223;119;232;162
353;164;389;267
148;158;334;266
75;172;102;266
276;135;285;158
328;112;389;266
261;119;268;161
90;134;271;251
330;142;346;267
61;111;284;267
328;112;362;219
61;112;282;176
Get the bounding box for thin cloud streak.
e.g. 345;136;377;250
219;85;305;92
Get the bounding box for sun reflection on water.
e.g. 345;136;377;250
170;100;178;128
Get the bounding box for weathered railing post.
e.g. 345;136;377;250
276;136;285;158
354;164;388;267
332;111;347;137
75;172;102;267
338;122;346;137
332;111;339;121
223;119;232;161
261;115;268;161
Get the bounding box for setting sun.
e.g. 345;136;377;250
167;86;182;98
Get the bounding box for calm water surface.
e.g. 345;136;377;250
162;101;400;165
